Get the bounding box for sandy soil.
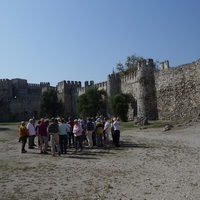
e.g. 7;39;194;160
1;122;200;200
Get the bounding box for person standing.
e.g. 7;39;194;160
67;117;74;147
103;117;110;146
95;118;104;147
18;121;29;153
48;118;61;156
37;118;49;154
26;118;36;149
92;117;97;146
73;119;82;152
110;118;115;144
86;117;94;148
59;118;69;154
112;117;121;147
32;117;37;147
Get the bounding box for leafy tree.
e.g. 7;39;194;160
116;54;160;75
110;93;133;121
38;88;62;118
116;54;144;76
77;88;107;118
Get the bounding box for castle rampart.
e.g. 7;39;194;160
1;58;200;121
155;59;200;120
160;60;169;70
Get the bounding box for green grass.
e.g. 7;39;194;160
0;122;20;125
0;139;8;142
120;115;198;131
120;120;173;131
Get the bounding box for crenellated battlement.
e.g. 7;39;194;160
94;81;107;89
0;79;12;88
108;71;120;79
120;59;155;84
84;81;94;87
160;60;170;70
28;83;41;87
121;71;138;83
1;58;200;122
137;59;147;70
0;79;11;82
57;80;82;88
40;82;50;86
77;87;86;95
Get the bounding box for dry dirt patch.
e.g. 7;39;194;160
1;123;200;200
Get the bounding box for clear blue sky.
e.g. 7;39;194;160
0;0;200;86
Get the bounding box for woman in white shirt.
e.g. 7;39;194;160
112;117;121;147
73;119;82;152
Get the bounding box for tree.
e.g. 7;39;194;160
116;54;160;75
38;88;62;118
77;88;107;118
116;54;144;76
110;93;133;121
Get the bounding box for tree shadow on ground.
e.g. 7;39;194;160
119;140;152;149
66;149;117;159
0;128;10;131
66;155;100;160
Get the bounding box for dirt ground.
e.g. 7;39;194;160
1;122;200;200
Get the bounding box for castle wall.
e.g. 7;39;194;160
1;58;200;122
0;79;13;121
155;59;200;120
0;79;51;121
57;80;82;119
120;59;157;120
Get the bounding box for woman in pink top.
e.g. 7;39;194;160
73;119;82;152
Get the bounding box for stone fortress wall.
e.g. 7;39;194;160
0;78;50;121
155;59;200;120
0;58;200;121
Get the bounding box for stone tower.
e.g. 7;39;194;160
136;59;157;119
136;59;147;118
107;70;121;98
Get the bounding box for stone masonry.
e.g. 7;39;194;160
0;58;200;121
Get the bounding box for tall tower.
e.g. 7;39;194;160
136;59;147;118
107;70;121;116
136;59;157;120
107;70;121;98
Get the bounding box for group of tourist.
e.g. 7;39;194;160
18;116;121;156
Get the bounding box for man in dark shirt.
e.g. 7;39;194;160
67;117;74;147
48;118;61;156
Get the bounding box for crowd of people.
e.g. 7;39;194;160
18;116;121;156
